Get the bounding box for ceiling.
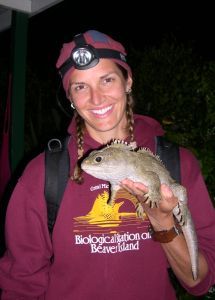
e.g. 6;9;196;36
0;0;63;32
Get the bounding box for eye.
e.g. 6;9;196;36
74;84;86;92
70;83;87;95
103;76;114;84
95;156;102;163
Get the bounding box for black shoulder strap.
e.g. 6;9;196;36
45;136;70;235
156;136;181;183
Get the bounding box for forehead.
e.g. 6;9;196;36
69;59;122;82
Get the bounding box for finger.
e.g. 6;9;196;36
133;182;149;193
120;184;136;196
120;183;148;199
160;184;173;198
121;179;148;193
120;184;141;197
160;184;178;206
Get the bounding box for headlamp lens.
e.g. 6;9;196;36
72;47;94;67
71;45;99;70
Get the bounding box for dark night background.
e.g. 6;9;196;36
1;1;213;68
29;1;215;69
1;1;215;87
28;1;215;60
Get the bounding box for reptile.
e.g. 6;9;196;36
81;139;198;280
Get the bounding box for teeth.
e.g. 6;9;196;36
92;105;112;115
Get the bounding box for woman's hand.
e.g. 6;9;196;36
120;179;178;230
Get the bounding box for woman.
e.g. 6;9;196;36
0;30;214;300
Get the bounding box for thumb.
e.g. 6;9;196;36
160;184;173;198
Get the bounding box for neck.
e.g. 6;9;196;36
86;122;129;145
91;130;129;145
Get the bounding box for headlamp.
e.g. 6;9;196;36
58;33;127;79
71;44;99;70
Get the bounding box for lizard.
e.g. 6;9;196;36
81;140;198;280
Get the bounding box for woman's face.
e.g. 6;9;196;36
68;59;132;142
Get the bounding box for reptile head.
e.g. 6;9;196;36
81;142;136;182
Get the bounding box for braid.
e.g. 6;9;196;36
74;111;84;158
126;93;135;142
71;111;84;184
116;64;135;142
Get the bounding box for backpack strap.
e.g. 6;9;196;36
45;136;70;235
156;136;181;183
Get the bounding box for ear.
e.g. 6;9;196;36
126;75;133;92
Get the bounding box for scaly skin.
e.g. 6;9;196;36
81;140;198;280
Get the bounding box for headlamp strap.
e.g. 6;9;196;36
73;33;87;48
58;34;127;78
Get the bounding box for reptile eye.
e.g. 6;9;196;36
95;156;102;162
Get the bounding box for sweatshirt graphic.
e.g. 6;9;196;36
73;189;150;254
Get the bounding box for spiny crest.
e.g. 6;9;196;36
106;139;137;151
137;147;164;165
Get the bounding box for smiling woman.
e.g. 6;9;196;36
0;29;214;300
55;30;134;168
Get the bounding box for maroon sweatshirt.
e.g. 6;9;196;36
0;115;214;300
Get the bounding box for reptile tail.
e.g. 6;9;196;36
181;210;198;280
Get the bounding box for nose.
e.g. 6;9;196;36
89;87;105;106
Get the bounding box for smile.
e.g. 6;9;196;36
91;105;112;115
